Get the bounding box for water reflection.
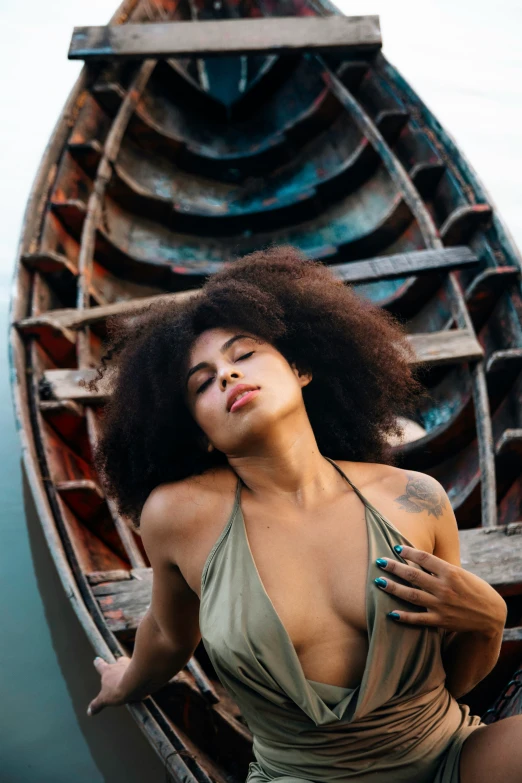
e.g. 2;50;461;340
22;464;168;783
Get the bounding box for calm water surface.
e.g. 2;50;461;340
1;0;520;780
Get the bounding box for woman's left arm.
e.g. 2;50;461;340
441;624;504;700
374;470;507;700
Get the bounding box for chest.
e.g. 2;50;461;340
240;494;432;648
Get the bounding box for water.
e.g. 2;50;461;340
0;0;520;780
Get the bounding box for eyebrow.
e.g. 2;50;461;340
186;334;253;385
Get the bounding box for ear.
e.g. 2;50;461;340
291;362;313;388
196;430;214;453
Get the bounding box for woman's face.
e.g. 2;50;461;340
184;327;312;455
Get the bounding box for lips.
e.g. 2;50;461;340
227;384;260;412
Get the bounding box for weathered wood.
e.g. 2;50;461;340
16;247;478;338
39;327;482;403
92;528;522;634
17;291;192;334
11;0;522;766
440;204;493;246
41;368;112;402
460;525;522;595
318;56;498;530
335;246;478;283
69;16;382;61
407;329;483;366
87;569;132;585
92;568;152;633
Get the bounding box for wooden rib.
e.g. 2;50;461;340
38;400;89;456
76;62;156;315
93;173;414;274
75;59;157;585
108;110;399;234
22;249;78;276
105;109;449;243
69;16;382;60
465;266;520;329
126;86;342;181
487;349;522;375
55;479;105;519
317;57;497;528
440;204;493;245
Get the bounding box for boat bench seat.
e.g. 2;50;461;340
89;525;522;639
68;16;382;61
38;325;483;404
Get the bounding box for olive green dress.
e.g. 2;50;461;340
199;457;484;782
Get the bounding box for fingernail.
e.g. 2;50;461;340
87;706;92;716
394;545;403;554
376;558;387;568
94;657;101;663
375;577;387;587
388;611;400;619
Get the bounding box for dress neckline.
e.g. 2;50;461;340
237;456;374;697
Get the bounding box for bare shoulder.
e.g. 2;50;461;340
378;465;449;520
140;465;239;592
336;461;460;563
141;465;238;545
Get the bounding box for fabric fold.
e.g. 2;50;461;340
199;457;484;782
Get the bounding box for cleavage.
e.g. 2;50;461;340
241;497;369;688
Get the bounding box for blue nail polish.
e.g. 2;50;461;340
375;577;387;587
388;611;400;619
376;558;387;568
394;545;403;554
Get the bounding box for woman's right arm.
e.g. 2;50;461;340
87;483;202;715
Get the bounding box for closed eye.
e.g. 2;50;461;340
196;379;212;394
196;351;255;394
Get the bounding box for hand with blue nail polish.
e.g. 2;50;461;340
373;543;507;633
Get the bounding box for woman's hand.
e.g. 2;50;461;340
374;544;507;636
87;655;132;716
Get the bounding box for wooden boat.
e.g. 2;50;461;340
9;0;522;778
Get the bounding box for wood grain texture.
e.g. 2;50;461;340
69;16;382;61
37;327;482;403
16;247;479;334
91;526;522;634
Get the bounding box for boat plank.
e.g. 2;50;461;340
38;328;482;403
91;528;522;634
16;247;479;334
460;525;522;596
336;246;478;283
69;16;382;61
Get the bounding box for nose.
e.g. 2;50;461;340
219;366;243;389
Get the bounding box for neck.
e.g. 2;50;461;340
225;418;345;509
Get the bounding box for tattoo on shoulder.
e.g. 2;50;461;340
394;473;447;518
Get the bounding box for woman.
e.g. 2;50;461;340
86;245;518;782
